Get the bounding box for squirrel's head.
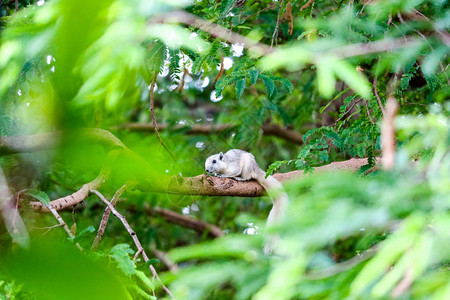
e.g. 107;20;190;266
205;152;225;175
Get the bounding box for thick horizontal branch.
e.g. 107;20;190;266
148;157;380;198
118;123;303;144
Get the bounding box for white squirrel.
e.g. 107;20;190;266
205;149;288;252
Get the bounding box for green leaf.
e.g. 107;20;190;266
72;226;95;243
110;244;136;276
135;270;154;291
249;69;259;84
259;74;275;97
25;189;50;206
235;78;246;98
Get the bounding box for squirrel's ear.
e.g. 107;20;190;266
219;152;224;160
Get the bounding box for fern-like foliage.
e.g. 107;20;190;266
215;65;293;100
145;40;167;75
168;48;181;81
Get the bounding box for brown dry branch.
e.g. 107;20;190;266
149;72;176;161
91;184;129;251
148;206;223;238
91;190;174;299
300;0;315;11
118;123;304;144
381;98;399;171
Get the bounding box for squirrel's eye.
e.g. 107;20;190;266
212;160;216;163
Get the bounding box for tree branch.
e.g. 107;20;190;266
91;184;129;250
148;157;380;198
118;123;303;144
30;156;378;213
148;206;223;238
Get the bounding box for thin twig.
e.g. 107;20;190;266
46;203;83;251
306;246;378;280
91;184;129;251
213;56;224;86
177;68;188;93
150;241;179;273
149;72;176;161
373;77;386;115
242;2;277;21
91;190;175;299
358;0;372;16
363;99;376;124
270;0;285;51
334;98;363;125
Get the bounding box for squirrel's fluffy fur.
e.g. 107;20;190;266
205;149;288;252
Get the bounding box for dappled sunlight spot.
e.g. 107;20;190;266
181;206;190;215
195;142;205;151
218;57;233;70
243;223;259;235
210;91;223;102
17;89;22;96
159;66;169;77
201;76;209;88
231;43;244;57
37;0;45;6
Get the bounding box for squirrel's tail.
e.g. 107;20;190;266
257;174;289;254
259;175;288;225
